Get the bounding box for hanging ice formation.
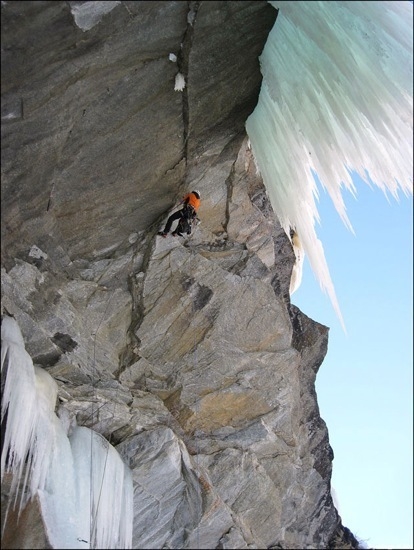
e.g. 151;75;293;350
1;316;133;549
289;231;304;295
246;1;413;329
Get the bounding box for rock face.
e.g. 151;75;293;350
1;2;359;549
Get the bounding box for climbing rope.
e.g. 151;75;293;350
87;245;137;548
89;283;117;548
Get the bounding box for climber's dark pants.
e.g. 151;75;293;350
163;210;184;234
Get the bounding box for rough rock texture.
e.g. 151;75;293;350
1;2;359;549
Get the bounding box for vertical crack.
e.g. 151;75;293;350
116;234;157;378
177;1;201;161
224;162;236;234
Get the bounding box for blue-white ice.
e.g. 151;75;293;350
247;1;413;328
1;316;133;549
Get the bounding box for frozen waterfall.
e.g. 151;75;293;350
246;0;413;329
1;316;133;549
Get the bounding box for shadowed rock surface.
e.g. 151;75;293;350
1;1;359;549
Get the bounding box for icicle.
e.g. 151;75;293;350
246;1;413;328
290;231;304;295
1;316;79;546
1;316;39;513
1;316;133;549
29;367;58;496
70;426;133;549
33;366;83;549
37;412;82;549
119;465;134;550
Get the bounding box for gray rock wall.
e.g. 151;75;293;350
1;2;359;549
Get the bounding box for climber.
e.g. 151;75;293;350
158;190;201;237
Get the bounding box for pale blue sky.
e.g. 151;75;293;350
292;175;413;549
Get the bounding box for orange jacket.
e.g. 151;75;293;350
183;192;200;212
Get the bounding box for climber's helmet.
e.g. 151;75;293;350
192;190;201;199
